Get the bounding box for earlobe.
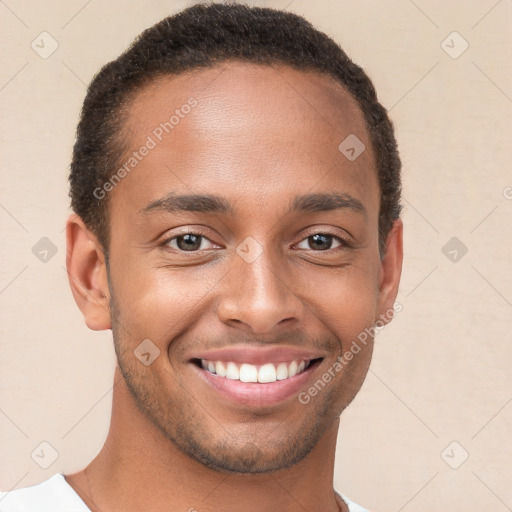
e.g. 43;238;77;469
66;214;111;331
376;218;403;324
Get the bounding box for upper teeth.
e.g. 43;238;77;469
200;359;310;383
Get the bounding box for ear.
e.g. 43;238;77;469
66;214;111;330
376;218;403;325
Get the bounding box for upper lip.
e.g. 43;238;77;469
188;345;325;365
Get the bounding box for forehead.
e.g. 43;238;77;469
128;61;369;145
112;61;378;219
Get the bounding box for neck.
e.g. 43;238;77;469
65;367;346;512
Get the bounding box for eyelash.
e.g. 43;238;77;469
160;230;352;253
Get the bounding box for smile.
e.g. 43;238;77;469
199;359;312;383
192;357;323;407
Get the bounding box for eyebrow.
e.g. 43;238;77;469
139;192;366;217
140;193;234;215
291;192;366;217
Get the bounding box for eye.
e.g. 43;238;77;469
164;233;218;252
295;233;348;251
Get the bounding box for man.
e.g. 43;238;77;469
0;3;402;511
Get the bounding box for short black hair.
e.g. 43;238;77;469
69;2;402;256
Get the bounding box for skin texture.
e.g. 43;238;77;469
65;62;403;512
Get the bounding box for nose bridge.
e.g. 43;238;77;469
217;239;303;333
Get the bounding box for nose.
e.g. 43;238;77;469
216;247;305;334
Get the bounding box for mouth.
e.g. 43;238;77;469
189;356;324;408
192;357;322;383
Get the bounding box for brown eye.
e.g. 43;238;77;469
308;234;334;250
177;234;202;251
165;233;216;252
296;233;345;251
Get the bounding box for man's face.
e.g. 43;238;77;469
103;62;395;473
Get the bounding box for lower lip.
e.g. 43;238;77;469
191;361;321;408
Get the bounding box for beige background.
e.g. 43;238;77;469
1;1;511;510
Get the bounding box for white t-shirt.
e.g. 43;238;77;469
0;473;369;511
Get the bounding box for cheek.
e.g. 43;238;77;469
313;269;378;398
301;261;380;344
109;260;224;345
